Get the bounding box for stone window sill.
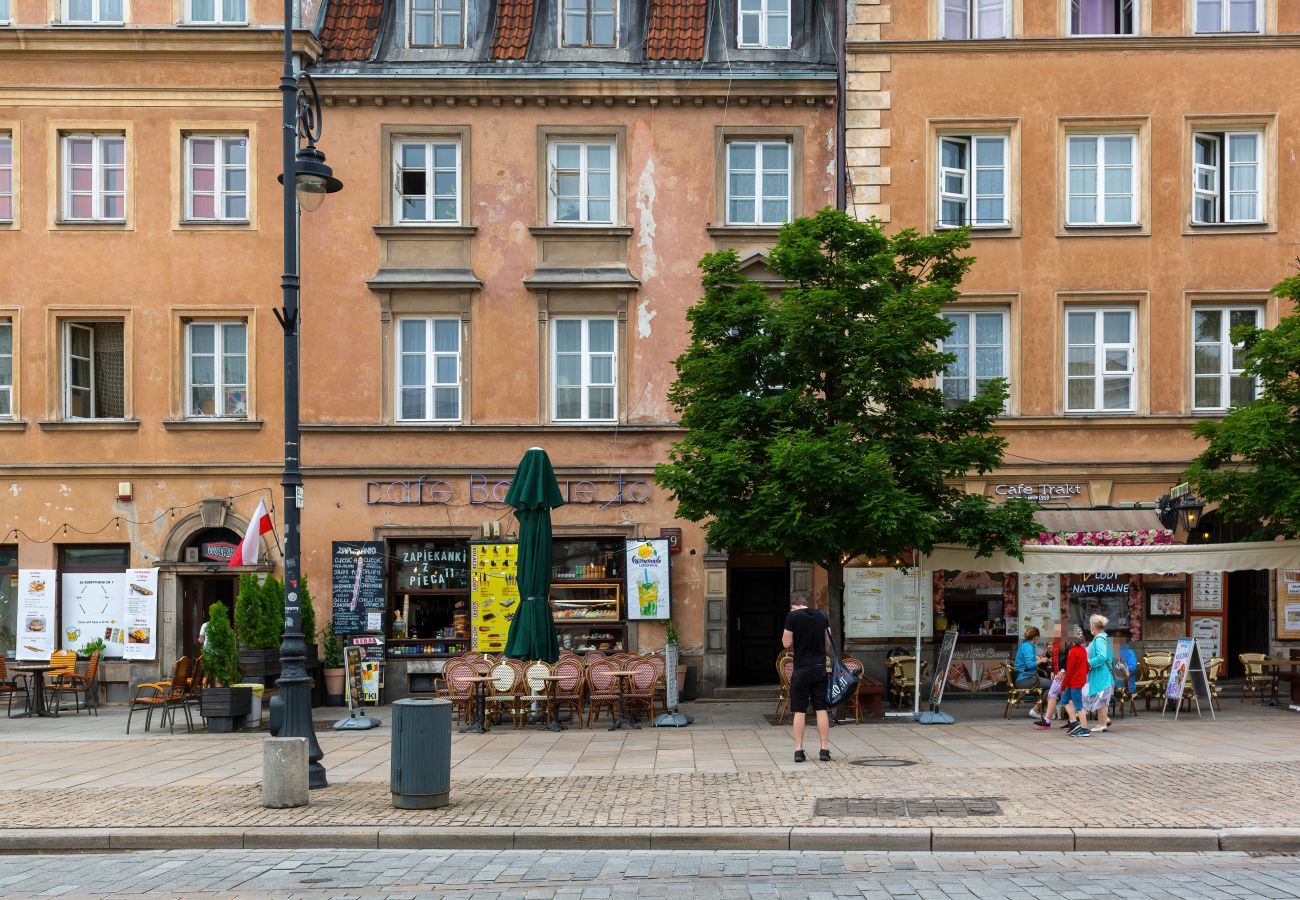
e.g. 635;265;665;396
162;418;263;431
38;419;140;431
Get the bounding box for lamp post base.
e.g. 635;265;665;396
273;677;328;790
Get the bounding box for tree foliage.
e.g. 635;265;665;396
202;601;241;688
233;573;264;650
1187;273;1300;539
654;209;1038;633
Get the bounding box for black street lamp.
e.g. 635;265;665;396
272;1;342;791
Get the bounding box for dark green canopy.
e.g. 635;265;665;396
504;448;565;663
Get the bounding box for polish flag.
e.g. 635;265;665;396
228;500;273;568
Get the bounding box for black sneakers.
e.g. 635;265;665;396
819;749;832;762
794;749;806;763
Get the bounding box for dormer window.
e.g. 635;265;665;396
561;0;616;48
738;0;790;49
410;0;465;48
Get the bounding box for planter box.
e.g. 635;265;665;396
238;649;282;683
200;686;253;733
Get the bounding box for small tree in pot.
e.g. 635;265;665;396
321;622;345;705
235;574;282;683
200;601;251;732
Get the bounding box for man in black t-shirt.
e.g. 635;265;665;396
782;599;831;763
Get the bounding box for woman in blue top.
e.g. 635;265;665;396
1013;626;1049;720
1079;614;1115;734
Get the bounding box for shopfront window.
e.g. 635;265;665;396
389;539;470;655
1065;573;1131;634
551;537;626;652
0;546;16;657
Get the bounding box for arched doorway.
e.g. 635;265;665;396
179;527;243;661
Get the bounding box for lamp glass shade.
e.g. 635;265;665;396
296;174;329;212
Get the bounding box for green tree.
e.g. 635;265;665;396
202;601;241;687
1187;273;1300;539
655;209;1038;638
233;573;264;650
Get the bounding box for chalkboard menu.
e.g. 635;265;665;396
332;541;386;634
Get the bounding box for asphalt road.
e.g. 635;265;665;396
1;848;1298;898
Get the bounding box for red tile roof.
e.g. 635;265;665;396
646;0;707;61
490;0;535;60
319;0;384;62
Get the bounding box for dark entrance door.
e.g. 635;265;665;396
728;567;789;685
181;575;237;660
1226;569;1270;676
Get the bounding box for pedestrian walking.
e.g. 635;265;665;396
781;598;831;763
1013;626;1049;720
1062;625;1089;735
1079;614;1115;734
1034;623;1068;729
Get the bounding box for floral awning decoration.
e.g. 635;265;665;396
1028;529;1174;547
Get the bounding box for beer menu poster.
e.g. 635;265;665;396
470;543;518;653
62;573;125;656
16;569;56;660
626;539;671;620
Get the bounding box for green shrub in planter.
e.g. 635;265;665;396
202;601;241;688
234;573;267;649
322;622;344;668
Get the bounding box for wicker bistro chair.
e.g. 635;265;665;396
552;656;585;724
1135;654;1172;710
524;660;551;722
127;656;193;734
889;657;926;710
837;656;866;723
486;661;525;728
1110;660;1137;719
1004;661;1043;720
1239;653;1274;704
49;650;101;716
1206;657;1224;711
0;657;31;718
442;659;477;724
581;650;607;668
585;659;621;727
627;658;658;721
774;652;795;725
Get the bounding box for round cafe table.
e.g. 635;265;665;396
10;664;55;718
459;674;493;734
607;670;641;732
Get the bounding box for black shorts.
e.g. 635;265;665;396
789;666;828;714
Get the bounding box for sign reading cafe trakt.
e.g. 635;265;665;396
365;473;653;507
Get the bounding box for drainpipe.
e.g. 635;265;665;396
834;0;847;211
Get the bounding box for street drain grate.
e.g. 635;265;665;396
850;757;916;767
814;797;1005;818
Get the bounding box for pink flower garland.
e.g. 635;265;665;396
1027;529;1174;547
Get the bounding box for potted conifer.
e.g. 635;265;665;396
199;601;252;732
235;574;282;684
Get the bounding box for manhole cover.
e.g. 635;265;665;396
850;757;916;767
814;797;1005;818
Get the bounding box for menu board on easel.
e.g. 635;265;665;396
844;567;933;640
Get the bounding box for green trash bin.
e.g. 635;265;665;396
391;698;451;809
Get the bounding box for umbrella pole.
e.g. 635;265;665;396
913;558;923;717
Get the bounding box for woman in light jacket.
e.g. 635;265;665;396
1079;613;1115;734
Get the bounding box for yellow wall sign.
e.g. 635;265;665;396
470;543;519;653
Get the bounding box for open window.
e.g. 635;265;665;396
1070;0;1136;35
1192;131;1263;225
62;320;125;420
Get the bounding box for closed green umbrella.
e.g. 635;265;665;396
504;447;565;664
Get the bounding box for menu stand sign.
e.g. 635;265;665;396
16;570;57;661
334;642;382;730
1162;637;1216;722
331;541;385;635
928;628;960;710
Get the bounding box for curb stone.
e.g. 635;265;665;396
2;827;1300;853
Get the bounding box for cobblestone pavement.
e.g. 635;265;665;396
1;849;1299;898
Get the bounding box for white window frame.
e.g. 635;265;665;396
1194;0;1260;33
940;0;1010;39
551;317;617;423
64;323;94;419
737;0;791;48
1191;306;1261;411
0;132;12;224
937;309;1010;407
0;318;11;419
0;0;10;25
547;141;614;225
725;140;792;226
185;0;247;25
1065;308;1136;414
61;133;126;223
937;134;1009;228
1065;133;1139;227
1069;0;1137;36
394;139;461;224
63;0;125;24
1191;130;1263;225
184;134;249;222
185;320;248;419
560;0;617;48
396;317;462;423
409;0;465;47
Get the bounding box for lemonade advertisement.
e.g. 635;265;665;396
625;539;671;620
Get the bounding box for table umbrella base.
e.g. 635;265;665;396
654;711;693;728
333;714;382;730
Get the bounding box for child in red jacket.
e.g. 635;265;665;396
1060;625;1090;736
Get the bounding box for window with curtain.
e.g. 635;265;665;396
64;0;124;24
185;135;249;222
63;321;125;420
0;133;10;223
1192;307;1260;411
938;310;1009;408
1070;0;1136;35
1195;0;1258;33
62;134;126;222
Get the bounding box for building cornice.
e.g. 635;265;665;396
849;34;1300;54
0;27;321;62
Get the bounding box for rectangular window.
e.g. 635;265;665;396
1196;0;1258;32
185;135;248;222
726;141;791;226
738;0;790;48
1192;131;1263;225
62;134;125;223
937;135;1009;228
1065;308;1135;413
1192;307;1260;410
942;0;1008;39
1070;0;1136;35
0;318;11;418
561;0;616;47
553;318;616;422
549;141;613;225
186;321;247;418
395;140;460;223
186;0;247;24
397;317;461;422
64;0;124;24
0;133;11;222
0;0;9;23
410;0;464;46
62;320;125;420
1066;133;1138;226
939;310;1008;407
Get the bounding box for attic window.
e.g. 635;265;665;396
410;0;465;48
561;0;616;48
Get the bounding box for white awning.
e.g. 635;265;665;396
1033;508;1165;534
927;540;1300;575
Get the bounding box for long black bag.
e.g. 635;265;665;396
825;627;860;707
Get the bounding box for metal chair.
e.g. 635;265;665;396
0;657;30;718
127;656;193;734
50;650;101;716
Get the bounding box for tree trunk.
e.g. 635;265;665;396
825;558;845;650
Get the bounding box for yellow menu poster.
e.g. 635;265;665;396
470;543;519;653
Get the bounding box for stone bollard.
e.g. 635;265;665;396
262;736;309;809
